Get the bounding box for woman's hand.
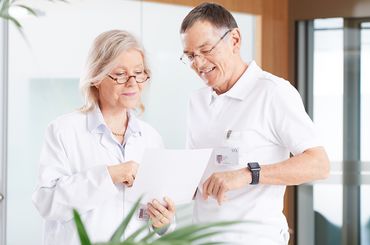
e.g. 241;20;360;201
107;161;139;187
147;197;175;229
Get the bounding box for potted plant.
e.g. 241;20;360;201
73;198;241;245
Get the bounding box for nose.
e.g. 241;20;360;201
192;55;207;69
125;76;137;86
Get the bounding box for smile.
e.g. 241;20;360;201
121;92;136;96
199;67;216;76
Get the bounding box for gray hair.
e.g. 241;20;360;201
180;2;238;34
79;30;150;112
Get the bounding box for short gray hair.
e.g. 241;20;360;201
79;30;150;112
180;2;238;34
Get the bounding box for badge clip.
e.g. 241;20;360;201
226;130;232;139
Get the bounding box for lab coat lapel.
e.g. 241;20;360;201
99;133;123;162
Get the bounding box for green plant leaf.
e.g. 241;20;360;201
138;229;157;243
187;231;221;242
0;0;68;32
124;223;149;243
110;197;143;242
156;221;243;242
5;13;22;27
150;241;189;245
196;242;225;245
73;209;92;245
13;4;38;16
0;0;10;13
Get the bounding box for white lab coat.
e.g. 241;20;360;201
32;108;169;245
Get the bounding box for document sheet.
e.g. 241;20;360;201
125;148;212;205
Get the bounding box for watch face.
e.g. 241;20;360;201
248;162;260;170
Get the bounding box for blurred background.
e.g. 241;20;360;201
1;0;370;245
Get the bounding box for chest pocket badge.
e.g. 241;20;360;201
214;146;239;166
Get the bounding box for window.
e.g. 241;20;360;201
296;17;370;245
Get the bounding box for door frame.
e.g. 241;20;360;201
0;19;9;245
295;17;370;245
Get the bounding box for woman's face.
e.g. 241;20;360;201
97;49;147;111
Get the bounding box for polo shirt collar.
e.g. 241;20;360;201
208;60;262;104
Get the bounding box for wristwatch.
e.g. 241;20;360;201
247;162;261;185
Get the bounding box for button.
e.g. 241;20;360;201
0;193;4;202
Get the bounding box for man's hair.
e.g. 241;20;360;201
180;2;238;33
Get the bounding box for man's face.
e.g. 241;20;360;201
181;21;237;91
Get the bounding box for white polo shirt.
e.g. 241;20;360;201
186;61;321;244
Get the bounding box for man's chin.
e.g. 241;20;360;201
203;78;216;87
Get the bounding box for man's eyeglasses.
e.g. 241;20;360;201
180;29;232;65
107;72;150;85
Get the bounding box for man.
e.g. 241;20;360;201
180;2;330;244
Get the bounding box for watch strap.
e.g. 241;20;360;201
248;162;260;185
250;167;260;185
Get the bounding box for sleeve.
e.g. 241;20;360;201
269;82;322;156
32;123;119;222
149;216;176;237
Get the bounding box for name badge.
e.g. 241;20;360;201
214;147;239;165
136;205;149;221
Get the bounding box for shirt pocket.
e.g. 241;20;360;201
223;129;269;162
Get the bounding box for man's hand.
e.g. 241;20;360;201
202;168;251;205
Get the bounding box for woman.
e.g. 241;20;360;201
32;30;175;245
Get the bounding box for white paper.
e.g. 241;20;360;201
125;148;212;205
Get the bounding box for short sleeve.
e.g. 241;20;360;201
269;82;322;155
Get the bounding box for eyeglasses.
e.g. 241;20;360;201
107;72;150;85
180;29;232;65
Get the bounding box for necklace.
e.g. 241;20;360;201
112;131;124;137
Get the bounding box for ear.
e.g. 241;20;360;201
230;28;242;53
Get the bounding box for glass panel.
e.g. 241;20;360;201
313;186;343;245
313;25;343;163
361;23;370;245
313;18;343;245
362;22;370;28
314;18;343;29
361;24;370;161
361;185;370;245
7;1;142;244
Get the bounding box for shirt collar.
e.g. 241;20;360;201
207;60;262;104
126;111;142;137
87;106;142;136
87;106;106;133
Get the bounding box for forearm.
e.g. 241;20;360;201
32;165;119;221
259;146;330;185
